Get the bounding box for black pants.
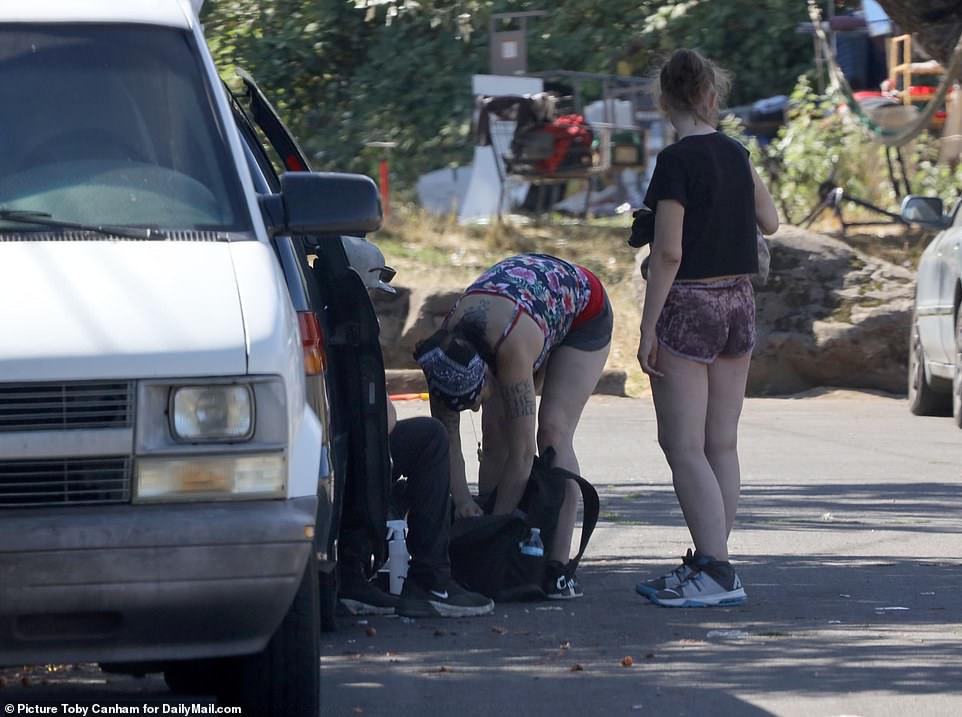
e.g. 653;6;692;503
338;416;452;590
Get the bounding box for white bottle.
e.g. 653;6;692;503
386;519;409;595
519;527;545;557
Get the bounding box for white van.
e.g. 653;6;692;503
0;1;382;714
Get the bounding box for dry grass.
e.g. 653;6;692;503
374;204;650;396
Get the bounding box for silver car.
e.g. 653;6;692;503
901;195;962;426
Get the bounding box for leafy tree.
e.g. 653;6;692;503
203;0;816;191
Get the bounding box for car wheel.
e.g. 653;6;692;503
907;314;950;416
217;550;321;717
953;311;962;428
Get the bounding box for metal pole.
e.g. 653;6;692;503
365;141;397;219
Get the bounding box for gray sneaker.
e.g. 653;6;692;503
396;577;494;618
648;560;747;608
635;549;698;597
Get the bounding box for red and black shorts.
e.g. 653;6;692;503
563;267;613;352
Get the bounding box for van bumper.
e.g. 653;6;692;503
0;497;317;666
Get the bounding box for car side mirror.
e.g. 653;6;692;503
900;195;948;230
258;172;383;237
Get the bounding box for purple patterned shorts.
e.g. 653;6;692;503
655;276;756;363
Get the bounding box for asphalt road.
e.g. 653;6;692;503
2;392;960;717
321;392;962;717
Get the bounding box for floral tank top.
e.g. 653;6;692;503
456;253;592;370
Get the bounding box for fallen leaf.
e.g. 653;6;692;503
621;656;634;667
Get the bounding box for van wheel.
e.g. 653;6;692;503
908;315;950;416
217;551;321;717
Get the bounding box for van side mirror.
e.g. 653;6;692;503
900;195;948;230
259;172;383;237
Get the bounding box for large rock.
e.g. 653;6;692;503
635;226;915;395
752;227;914;394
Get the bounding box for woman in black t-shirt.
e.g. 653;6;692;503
633;48;779;608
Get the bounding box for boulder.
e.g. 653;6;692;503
752;226;914;394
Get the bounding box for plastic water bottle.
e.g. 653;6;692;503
519;527;544;557
386;519;409;595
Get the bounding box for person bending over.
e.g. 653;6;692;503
414;253;612;599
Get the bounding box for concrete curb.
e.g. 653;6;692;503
385;369;628;397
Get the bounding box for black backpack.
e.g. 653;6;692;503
448;448;599;602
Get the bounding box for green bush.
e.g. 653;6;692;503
727;76;962;225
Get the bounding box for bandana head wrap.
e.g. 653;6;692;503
413;329;486;412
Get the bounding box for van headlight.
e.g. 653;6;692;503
170;385;254;441
134;377;289;502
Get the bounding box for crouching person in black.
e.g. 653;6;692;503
336;236;494;619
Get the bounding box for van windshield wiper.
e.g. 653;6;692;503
0;209;163;240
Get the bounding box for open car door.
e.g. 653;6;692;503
227;70;392;628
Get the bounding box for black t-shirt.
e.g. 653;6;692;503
643;132;757;280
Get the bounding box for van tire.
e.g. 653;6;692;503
217;551;321;716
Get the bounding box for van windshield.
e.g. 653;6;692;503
0;24;252;234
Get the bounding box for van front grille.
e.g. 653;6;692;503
0;382;133;432
0;457;131;507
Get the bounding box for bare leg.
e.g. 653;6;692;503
705;353;751;535
650;349;729;560
537;342;610;562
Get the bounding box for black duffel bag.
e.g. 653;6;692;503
449;448;599;602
